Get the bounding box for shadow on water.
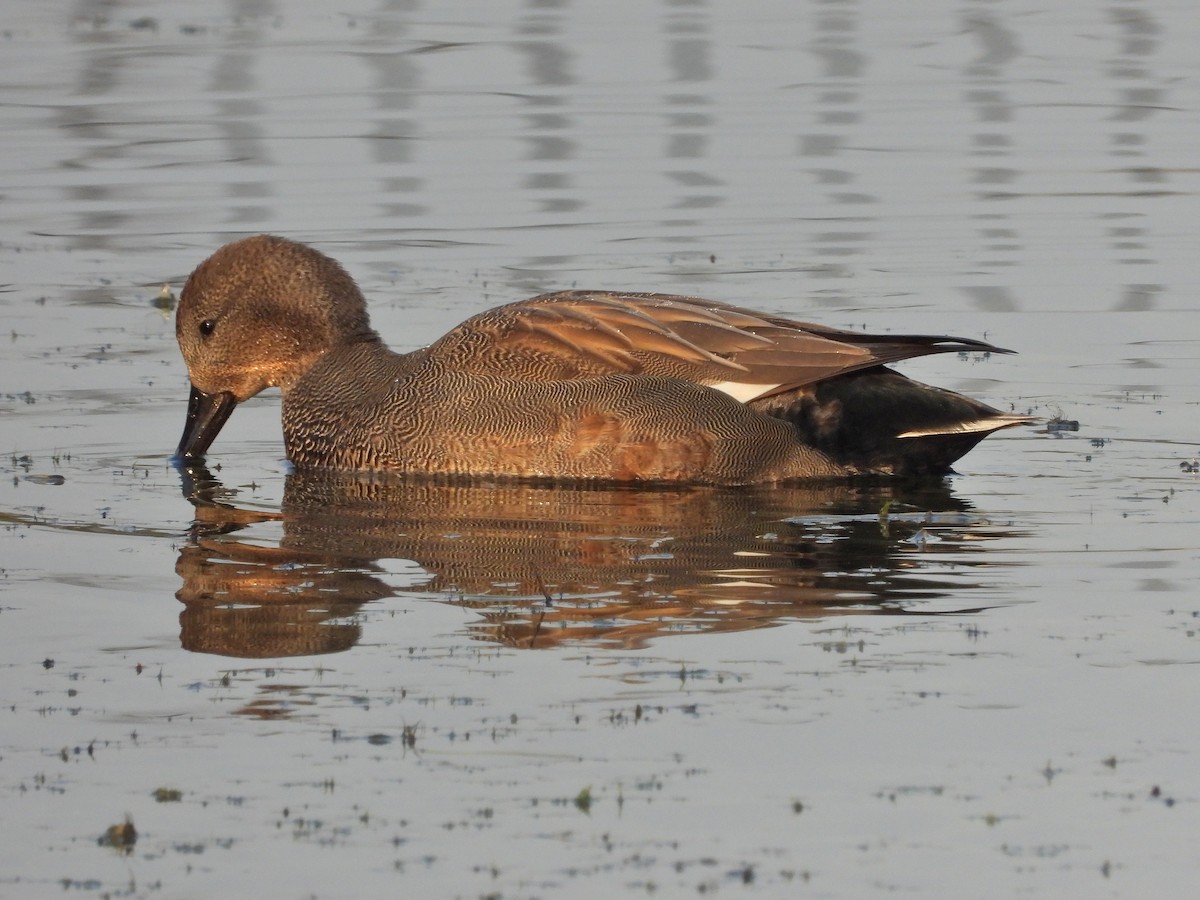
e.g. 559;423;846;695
175;466;1023;658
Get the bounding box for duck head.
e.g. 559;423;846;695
173;235;375;461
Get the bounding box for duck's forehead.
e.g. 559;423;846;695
180;267;229;312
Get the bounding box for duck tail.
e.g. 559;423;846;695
750;368;1031;476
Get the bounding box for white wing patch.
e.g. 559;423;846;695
709;381;783;403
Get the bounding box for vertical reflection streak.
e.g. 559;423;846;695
661;0;723;231
209;0;277;227
798;0;873;283
958;0;1020;313
514;0;580;218
1105;3;1165;308
359;1;424;223
56;0;136;249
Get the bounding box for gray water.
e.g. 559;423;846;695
2;1;1199;897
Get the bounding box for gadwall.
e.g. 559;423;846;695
174;235;1029;483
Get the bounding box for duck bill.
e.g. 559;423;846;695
173;384;238;463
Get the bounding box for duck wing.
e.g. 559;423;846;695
424;291;1011;403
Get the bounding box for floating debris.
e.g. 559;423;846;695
98;817;137;853
22;474;65;486
574;786;593;813
904;529;942;549
1045;416;1080;434
152;284;177;313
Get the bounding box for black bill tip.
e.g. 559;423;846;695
171;384;238;465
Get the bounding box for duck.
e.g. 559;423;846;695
173;235;1029;484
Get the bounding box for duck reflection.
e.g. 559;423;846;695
176;466;1015;657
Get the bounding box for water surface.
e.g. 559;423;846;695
2;1;1199;897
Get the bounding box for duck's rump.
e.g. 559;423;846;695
751;367;1028;477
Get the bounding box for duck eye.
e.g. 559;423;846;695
199;319;216;337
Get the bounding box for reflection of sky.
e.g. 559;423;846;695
2;0;1194;315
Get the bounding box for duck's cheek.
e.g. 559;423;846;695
231;363;290;399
